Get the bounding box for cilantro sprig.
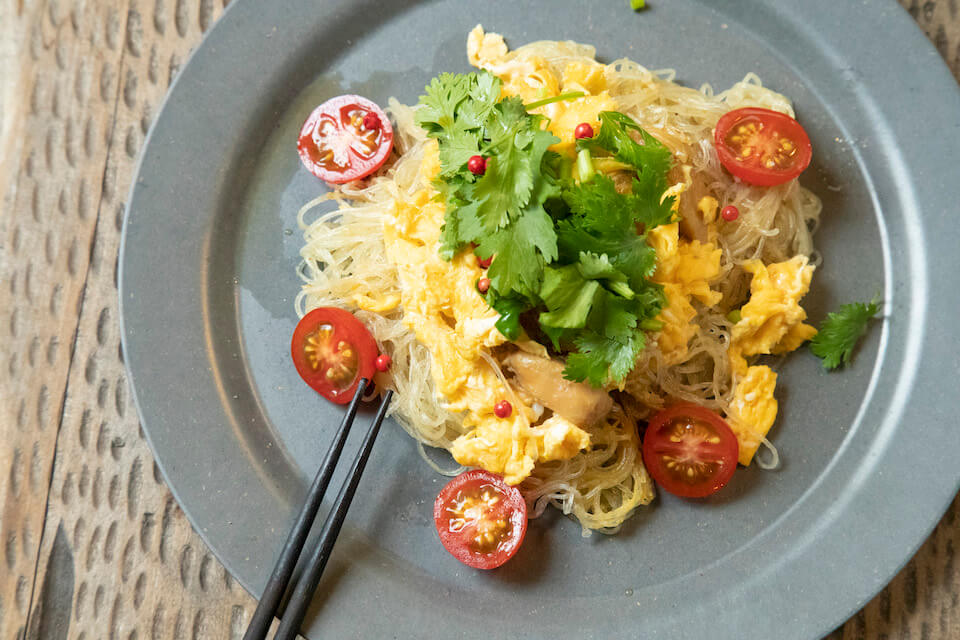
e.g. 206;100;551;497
416;72;675;387
416;72;560;297
810;298;882;370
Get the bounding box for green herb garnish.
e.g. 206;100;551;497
416;72;675;386
810;298;882;370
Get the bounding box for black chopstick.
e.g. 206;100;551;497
242;378;384;640
273;389;393;640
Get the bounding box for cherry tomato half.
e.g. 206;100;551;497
641;403;739;499
434;470;527;570
714;107;812;186
297;95;394;184
291;307;378;404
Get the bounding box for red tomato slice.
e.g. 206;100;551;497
291;307;378;404
434;470;527;570
641;403;739;499
297;95;394;184
714;107;812;186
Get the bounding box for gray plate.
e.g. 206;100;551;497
119;1;960;638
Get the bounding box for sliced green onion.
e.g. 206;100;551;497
726;309;742;324
640;318;663;331
524;91;586;111
630;0;646;9
576;149;595;183
608;281;635;300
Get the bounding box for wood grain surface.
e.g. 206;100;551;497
0;1;957;639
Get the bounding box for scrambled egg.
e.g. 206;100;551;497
727;362;778;466
382;26;818;475
726;256;817;464
731;257;817;357
381;141;589;485
648;211;724;365
467;25;617;155
644;192;816;465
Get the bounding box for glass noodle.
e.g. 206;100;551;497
294;39;820;534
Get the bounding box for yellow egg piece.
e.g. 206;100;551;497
466;24;509;69
725;256;818;465
727;363;778;466
731;256;817;357
649;222;723;364
561;61;608;94
468;24;618;156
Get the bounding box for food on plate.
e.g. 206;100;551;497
297;94;394;184
641;403;739;498
291;307;379;404
287;27;876;565
434;469;528;569
713;107;812;186
810;298;882;370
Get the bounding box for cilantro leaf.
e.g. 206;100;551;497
538;266;602;329
433;176;470;259
556;222;658;290
576;252;634;298
562;339;610;387
417;72;501;177
564;328;646;387
469;148;532;230
575;112;676;230
630;174;676;230
426;83;560;290
577;251;622;280
605;286;663;333
557;176;660;290
562;174;635;232
437;217;461;261
415;73;474;135
539;269;658;387
545;114;675;386
596;295;640;338
563;173;674;235
458;72;501;128
580;111;672;180
810;299;881;370
437;128;482;176
563;288;657;387
470;98;559;232
478;205;557;298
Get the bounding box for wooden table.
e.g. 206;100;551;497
1;1;957;638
